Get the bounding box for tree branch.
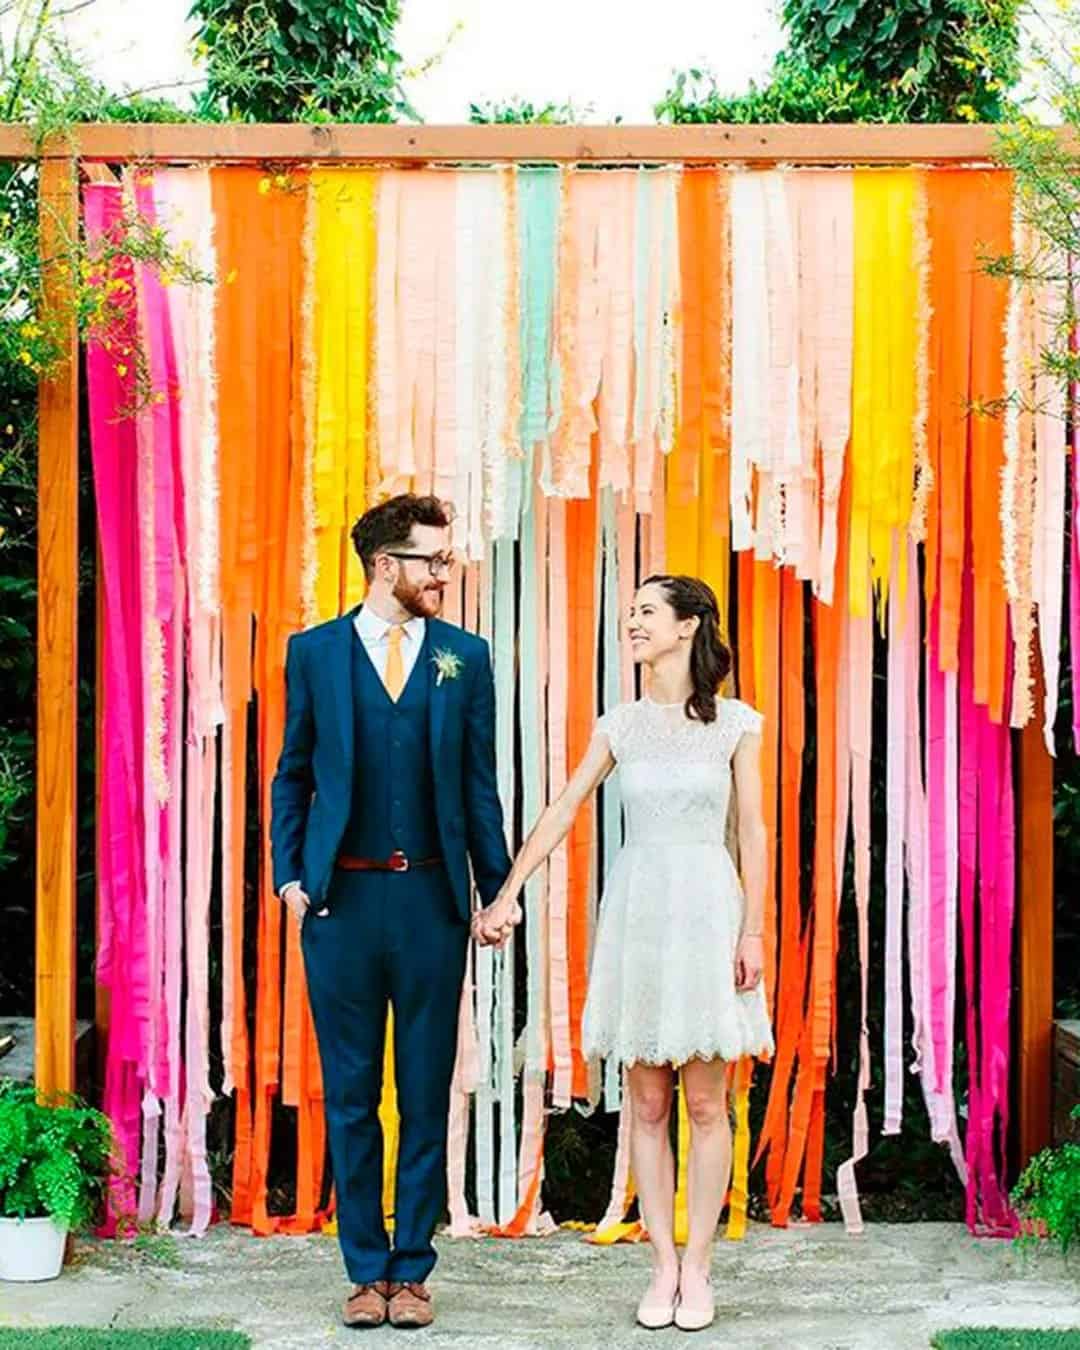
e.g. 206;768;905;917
5;0;54;119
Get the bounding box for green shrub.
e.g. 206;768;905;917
0;1078;119;1229
1011;1108;1080;1257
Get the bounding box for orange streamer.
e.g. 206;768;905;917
566;453;600;1099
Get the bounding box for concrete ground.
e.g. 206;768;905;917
1;1222;1078;1350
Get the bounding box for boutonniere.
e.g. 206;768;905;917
431;648;464;687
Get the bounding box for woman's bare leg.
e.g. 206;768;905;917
679;1056;731;1301
626;1063;678;1303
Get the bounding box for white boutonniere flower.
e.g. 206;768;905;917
431;648;464;687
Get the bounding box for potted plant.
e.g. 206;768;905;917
1011;1106;1080;1257
0;1077;118;1281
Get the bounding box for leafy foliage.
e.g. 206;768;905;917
0;1079;120;1227
0;5;211;1015
985;10;1080;1020
1012;1108;1080;1257
656;52;914;125
783;0;1021;121
657;0;1020;124
188;0;413;123
468;97;591;125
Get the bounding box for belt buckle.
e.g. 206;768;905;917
388;850;410;873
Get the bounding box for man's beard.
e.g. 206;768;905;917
393;573;443;618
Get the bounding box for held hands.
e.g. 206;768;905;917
472;888;523;949
735;932;764;992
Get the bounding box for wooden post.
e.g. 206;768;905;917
1017;659;1055;1166
35;153;79;1095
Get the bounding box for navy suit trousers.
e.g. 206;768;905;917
300;863;468;1284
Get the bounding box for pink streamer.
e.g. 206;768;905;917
836;579;872;1233
85;184;149;1235
883;546;907;1135
1072;289;1080;754
130;175;186;1224
154;168;220;1237
958;565;1018;1236
375;171;457;497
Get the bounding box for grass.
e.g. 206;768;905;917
931;1332;1080;1349
0;1333;250;1348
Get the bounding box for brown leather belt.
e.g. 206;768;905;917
335;850;442;874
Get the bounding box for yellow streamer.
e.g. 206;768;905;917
311;168;376;620
379;1009;399;1227
309;170;398;1225
724;1059;751;1240
673;1076;691;1246
850;171;918;621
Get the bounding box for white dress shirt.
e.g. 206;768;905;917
352;604;426;685
278;606;427;901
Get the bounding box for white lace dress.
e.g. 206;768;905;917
582;696;775;1068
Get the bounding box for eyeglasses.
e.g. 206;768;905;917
382;551;457;578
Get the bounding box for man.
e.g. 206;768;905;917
270;493;511;1330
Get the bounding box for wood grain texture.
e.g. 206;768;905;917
35;154;79;1095
0;122;1068;164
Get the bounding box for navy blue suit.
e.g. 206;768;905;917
270;606;511;1283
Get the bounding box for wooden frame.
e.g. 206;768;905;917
2;122;1058;164
12;122;1055;1164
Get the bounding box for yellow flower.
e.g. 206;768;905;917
18;350;32;365
153;392;167;405
0;526;6;541
115;362;128;377
258;177;272;195
225;268;238;284
19;322;39;338
4;425;13;435
274;173;288;188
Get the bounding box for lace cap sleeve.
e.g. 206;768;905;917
595;703;627;758
728;698;764;742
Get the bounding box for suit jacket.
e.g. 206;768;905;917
269;606;512;923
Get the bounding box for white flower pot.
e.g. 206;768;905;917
0;1215;68;1281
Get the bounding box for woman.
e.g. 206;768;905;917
475;574;774;1332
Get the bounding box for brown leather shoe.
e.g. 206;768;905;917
387;1281;434;1329
342;1280;390;1328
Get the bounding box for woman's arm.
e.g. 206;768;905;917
732;730;767;989
474;730;615;946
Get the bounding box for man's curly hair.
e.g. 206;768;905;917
350;494;454;582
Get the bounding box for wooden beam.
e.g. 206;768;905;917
0;121;1068;165
35;154;79;1095
1017;658;1055;1167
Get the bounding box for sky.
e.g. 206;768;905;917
4;0;787;122
1;0;1063;121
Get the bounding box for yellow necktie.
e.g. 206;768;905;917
383;624;405;701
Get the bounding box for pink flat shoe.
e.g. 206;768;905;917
636;1273;678;1329
674;1279;715;1332
636;1291;677;1330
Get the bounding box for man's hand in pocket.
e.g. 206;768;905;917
281;882;311;923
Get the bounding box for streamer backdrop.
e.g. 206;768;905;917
83;162;1070;1244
